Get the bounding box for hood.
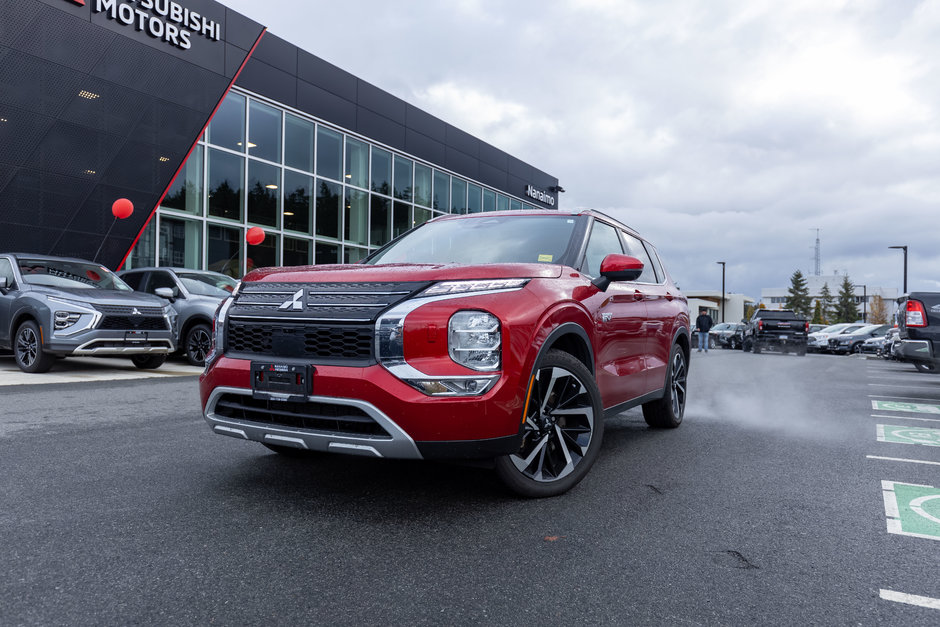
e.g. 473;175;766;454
244;263;565;283
28;285;167;308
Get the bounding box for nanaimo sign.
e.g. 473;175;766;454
92;0;221;51
525;185;555;207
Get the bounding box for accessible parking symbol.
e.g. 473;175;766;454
877;424;940;447
871;400;940;414
882;481;940;541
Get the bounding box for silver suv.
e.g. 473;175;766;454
118;267;236;366
0;254;177;373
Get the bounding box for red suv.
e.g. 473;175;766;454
199;210;690;497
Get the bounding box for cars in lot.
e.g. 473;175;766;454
895;292;940;373
880;327;900;359
200;210;691;497
118;267;236;367
807;322;865;353
828;324;889;355
0;253;176;373
710;322;745;349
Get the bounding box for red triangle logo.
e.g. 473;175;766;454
67;0;86;5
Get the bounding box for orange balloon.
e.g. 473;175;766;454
246;226;265;245
111;198;133;219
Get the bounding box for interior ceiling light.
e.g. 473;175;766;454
236;141;257;148
78;90;100;99
283;211;294;216
0;118;7;123
265;184;278;189
83;169;96;175
158;156;170;162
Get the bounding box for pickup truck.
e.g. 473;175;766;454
199;210;690;497
895;292;940;373
743;309;808;355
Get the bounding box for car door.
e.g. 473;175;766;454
579;220;650;407
0;256;18;346
623;235;679;393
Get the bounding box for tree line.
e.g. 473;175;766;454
782;270;888;325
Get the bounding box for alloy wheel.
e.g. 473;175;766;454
187;326;212;365
510;365;595;482
669;350;688;418
16;326;39;368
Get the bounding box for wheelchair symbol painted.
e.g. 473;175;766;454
911;495;940;526
877;425;940;447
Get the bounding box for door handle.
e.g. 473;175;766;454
633;290;644;301
665;292;674;301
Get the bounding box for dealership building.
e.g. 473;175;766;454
0;0;560;276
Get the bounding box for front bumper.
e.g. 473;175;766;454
47;333;175;356
200;356;525;460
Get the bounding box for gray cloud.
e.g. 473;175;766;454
223;0;940;300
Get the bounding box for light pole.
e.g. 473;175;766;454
889;245;908;294
853;284;867;322
716;261;726;323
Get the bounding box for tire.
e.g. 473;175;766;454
184;322;212;367
14;320;55;373
743;338;752;352
131;354;167;369
753;341;762;354
642;343;688;429
494;350;604;498
263;443;318;457
852;343;862;354
797;346;807;356
729;337;739;350
914;362;937;374
709;337;716;349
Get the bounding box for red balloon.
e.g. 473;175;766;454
111;198;133;219
246;226;265;246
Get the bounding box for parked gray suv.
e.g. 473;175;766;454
0;254;177;373
118;267;236;366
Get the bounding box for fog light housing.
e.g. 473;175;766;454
405;376;499;397
54;311;82;330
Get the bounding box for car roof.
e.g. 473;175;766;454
427;209;643;238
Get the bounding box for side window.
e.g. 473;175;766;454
121;271;144;290
582;221;624;278
148;271;179;297
0;258;16;289
621;233;659;283
644;244;667;283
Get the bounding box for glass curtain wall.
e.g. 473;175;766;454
129;89;542;276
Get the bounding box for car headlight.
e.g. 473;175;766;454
448;310;501;371
47;296;99;333
205;297;233;367
422;279;528;297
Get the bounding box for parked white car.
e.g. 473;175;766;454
807;322;866;352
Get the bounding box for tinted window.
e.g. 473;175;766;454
176;271;237;297
367;216;577;265
208;92;245;151
582;222;624;278
0;258;17;289
284;114;314;172
371;147;391;195
248;100;282;163
621;232;658;283
316;127;342;180
120;271;144;290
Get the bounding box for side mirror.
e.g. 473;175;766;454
0;276;7;290
154;287;175;301
591;254;644;292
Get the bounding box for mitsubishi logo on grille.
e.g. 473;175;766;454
278;289;305;311
132;308;141;315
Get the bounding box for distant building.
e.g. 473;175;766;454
760;275;898;322
684;291;755;323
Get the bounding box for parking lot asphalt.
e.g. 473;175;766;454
0;355;204;387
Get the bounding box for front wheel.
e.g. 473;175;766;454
753;341;762;354
728;337;739;350
184;323;212;367
494;350;604;498
131;354;167;369
914;362;937;374
642;343;687;428
14;320;55;373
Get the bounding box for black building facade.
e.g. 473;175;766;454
0;0;559;276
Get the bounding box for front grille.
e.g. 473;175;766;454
98;316;168;330
214;393;391;438
227;321;373;362
95;305;165;316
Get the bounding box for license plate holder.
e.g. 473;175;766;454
124;330;148;344
251;362;311;402
779;334;789;340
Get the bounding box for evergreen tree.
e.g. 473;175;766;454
785;270;812;318
835;275;859;323
811;300;824;324
819;282;834;324
869;295;888;324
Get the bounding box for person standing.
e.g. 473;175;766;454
696;307;714;352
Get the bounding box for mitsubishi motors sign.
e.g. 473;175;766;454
90;0;222;51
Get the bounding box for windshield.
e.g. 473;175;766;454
177;272;237;297
366;215;578;266
18;258;131;290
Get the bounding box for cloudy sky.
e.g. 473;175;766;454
224;0;939;300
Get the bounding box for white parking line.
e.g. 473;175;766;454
869;395;940;401
872;414;940;424
869;383;940;389
867;455;940;467
880;589;940;610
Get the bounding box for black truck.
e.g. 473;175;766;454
895;292;940;373
743;309;808;355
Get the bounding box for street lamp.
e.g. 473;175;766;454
889;245;908;294
716;261;726;323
